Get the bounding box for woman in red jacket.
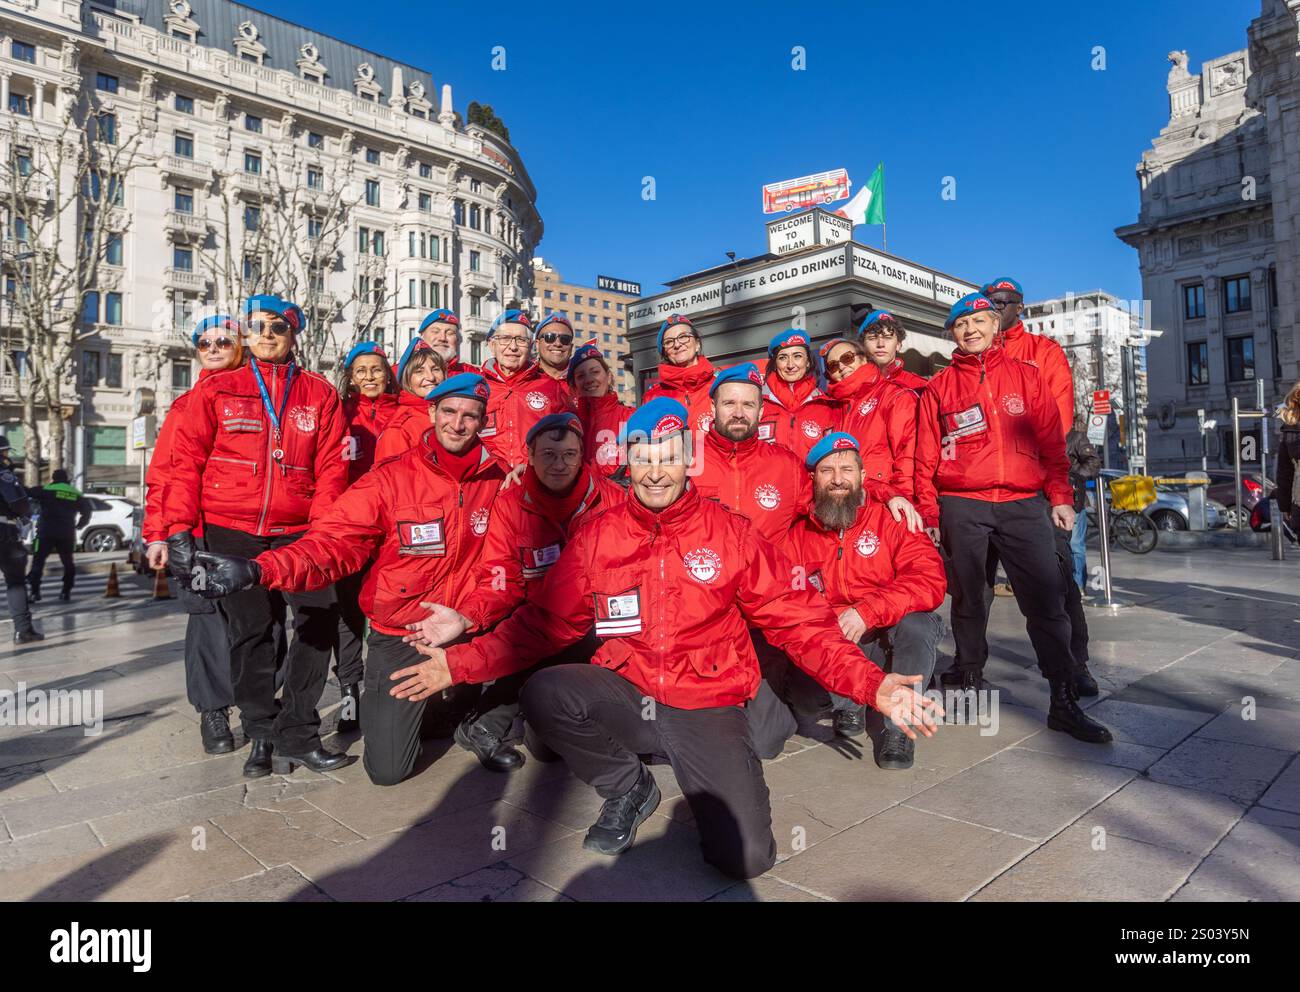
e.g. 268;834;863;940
759;328;838;461
569;342;632;476
641;314;718;435
144;314;244;754
374;339;446;462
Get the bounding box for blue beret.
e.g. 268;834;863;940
709;362;764;397
805;431;861;470
426;372;490;405
191;313;240;347
945;292;997;330
623;397;689;445
418;309;459;335
243;294;305;333
768;328;811;357
657;314;696;354
856;309;894;336
980;277;1024;298
343;341;388;368
526;411;584;447
489;309;532;340
567;342;607;383
397;337;433;384
535;313;573;336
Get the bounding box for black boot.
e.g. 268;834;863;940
199;708;235;754
876;727;915;770
455;720;524;773
243;739;273;778
1073;663;1099;697
337;682;361;734
271;746;352;775
1048;679;1112;743
27;586;40;603
583;764;661;856
13;628;44;644
58;590;71;602
833;705;866;738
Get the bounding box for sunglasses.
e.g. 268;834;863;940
248;317;292;336
540;332;573;346
823;350;864;377
196;337;235;352
988;298;1020;310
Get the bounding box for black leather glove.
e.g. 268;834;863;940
166;531;196;580
190;550;262;599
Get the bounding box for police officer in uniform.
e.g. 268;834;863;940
27;469;92;602
0;436;43;643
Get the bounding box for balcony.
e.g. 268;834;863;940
164;209;208;242
231;172;276;200
461;314;490;340
158;155;213;187
163;267;207;292
462;269;494;296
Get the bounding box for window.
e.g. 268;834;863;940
1187;342;1209;386
408;279;416;307
1223;275;1251;314
15;149;32;176
9;93;31;117
616;319;623;328
603;317;610;326
603;300;610;309
365;148;380;165
173;246;193;271
603;333;610;343
82;291;99;326
105;234;123;266
544;290;552;299
87;426;127;467
1182;284;1205;319
574;313;582;322
172;294;196;329
454;200;465;225
359;227;371;254
308;131;324;149
105;352;123;389
244;151;261;175
245;114;262;133
108;174;124;206
365;179;380;207
174;131;194;158
244;205;260;231
419;192;431;212
96;73;119;94
419;281;427;307
419;163;432;179
307;166;323;190
1226;336;1255;381
429;235;440;262
82;351;101;386
373;231;384;256
169;27;195;41
243;254;261;283
469;205;481;230
359;91;374;102
616;303;623;312
469;251;481;272
11;41;35;64
484;211;491;235
470;295;481;317
307;218;322;240
174;189;194;213
574;294;583;305
303;71;322;85
174;94;194;114
172;361;192;390
408;231;416;257
559;292;568;302
240;51;258;64
470;179;481;193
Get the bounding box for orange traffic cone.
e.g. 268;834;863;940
103;562;121;598
152;567;172;600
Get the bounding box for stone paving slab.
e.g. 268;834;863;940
1146;737;1293;804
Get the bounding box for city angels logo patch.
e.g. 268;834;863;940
1001;393;1025;416
754;484;781;510
801;420;823;439
697;412;715;433
855;530;881;558
858;398;878;417
682;547;723;584
525;391;548;411
469;507;490;536
288;405;317;433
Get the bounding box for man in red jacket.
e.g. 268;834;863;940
479;309;570;468
418;308;480;377
533;313;576;394
785;433;946;763
391;397;943;879
569;342;632;476
915;293;1111;744
406;411;625;770
641;315;718;434
190;373;508;785
857;309;929;394
164;294;350;777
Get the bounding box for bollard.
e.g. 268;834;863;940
103;562;121;599
152;567;173;600
1270;497;1286;561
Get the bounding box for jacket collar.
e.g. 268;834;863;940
949;345;1006;373
763;371;823;409
625;480;701;530
705;425;760;459
655;357;716;393
481;358;540;385
419;434;500;481
996;320;1026;347
827;360;883;401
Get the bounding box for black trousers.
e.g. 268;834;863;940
831;609;943;715
204;524;336;753
28;534;75;596
176;572;234;713
466;630;599;739
334;569;367;686
1;529;33;633
940;495;1073;682
521;665;778;880
1055;522;1089;668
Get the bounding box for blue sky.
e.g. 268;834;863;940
263;0;1255;303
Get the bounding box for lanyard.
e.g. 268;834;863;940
250;360;296;461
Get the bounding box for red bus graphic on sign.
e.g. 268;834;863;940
762;169;851;214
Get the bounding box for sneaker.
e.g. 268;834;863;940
875;727;915;770
833;706;866;738
582;765;661;856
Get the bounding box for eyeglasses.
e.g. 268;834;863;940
862;328;897;341
662;333;697;350
493;335;530;349
352;367;388;380
248;317;292;336
988;298;1020;311
536;449;583;466
540;332;573;346
823;350;864;377
196;337;235;352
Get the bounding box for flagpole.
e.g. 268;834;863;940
882;222;887;254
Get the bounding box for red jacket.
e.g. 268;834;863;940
255;437;507;636
998;321;1073;437
446;486;886;711
375;391;432;463
760;372;839;462
458;468;625;630
479;360;572;465
784;500;947;631
143;367;220;543
828;362;919;500
577;392;633;477
693;428;810;545
343;392;399;485
882;358;929;395
163;359;347;538
446;357;482;378
642;358;718;435
914;346;1073;527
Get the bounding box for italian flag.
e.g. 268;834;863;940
837;162;886;227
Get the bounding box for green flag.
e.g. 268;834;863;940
864;162;885;225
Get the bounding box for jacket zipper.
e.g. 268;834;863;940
255;364;278;535
655;522;665;695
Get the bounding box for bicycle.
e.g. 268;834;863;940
1105;504;1158;554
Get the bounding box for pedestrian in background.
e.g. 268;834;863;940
1275;380;1300;534
1066;416;1102;596
0;436;42;644
26;468;91;603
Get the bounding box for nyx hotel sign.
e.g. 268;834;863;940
597;275;642;297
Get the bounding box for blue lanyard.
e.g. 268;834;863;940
250;360;296;447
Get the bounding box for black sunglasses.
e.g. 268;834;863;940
248;317;292;336
540;332;573;345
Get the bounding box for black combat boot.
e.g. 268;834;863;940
1047;679;1112;743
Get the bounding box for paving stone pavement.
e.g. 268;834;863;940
1;549;1297;901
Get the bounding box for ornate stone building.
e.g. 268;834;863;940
1116;1;1300;474
0;0;541;494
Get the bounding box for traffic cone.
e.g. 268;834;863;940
152;567;172;600
103;563;121;599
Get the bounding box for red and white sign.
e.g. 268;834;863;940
1092;390;1111;415
762;169;851;214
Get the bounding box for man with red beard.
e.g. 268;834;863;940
785;433;946;759
759;328;838;461
479;309;571;467
641;314;718;435
569;342;632;477
857;309;929;394
418;308;480;377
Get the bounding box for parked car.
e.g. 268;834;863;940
1204;471;1271;530
1249;498;1296;543
1091;470;1226;531
24;494;138;553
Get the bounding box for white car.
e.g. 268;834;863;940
23;494;137;553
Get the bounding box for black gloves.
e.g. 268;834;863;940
190;551;262;599
166;531;196;580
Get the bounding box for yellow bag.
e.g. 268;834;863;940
1109;475;1157;512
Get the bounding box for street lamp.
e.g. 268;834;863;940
1197;408;1217;473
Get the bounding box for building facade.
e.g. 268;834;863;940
529;256;637;403
1116;1;1300;473
0;0;542;496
